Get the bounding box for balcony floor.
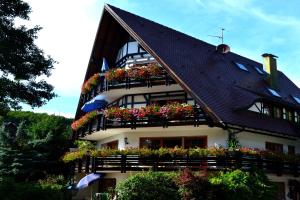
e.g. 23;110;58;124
101;84;182;104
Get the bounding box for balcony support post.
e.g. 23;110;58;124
85;156;90;173
121;155;127;173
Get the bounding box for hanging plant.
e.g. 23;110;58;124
81;73;101;94
71;111;98;131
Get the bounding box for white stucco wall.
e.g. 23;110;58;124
96;126;228;149
96;126;300;154
237;131;300;153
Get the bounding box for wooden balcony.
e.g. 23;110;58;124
81;69;177;104
75;154;300;176
76;107;211;138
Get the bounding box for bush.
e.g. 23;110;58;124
116;171;180;200
209;169;276;200
175;168;212;200
0;176;69;200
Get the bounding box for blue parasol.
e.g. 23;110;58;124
81;95;108;113
76;173;102;190
101;57;109;72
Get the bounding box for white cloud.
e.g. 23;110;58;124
22;0;105;96
250;8;300;28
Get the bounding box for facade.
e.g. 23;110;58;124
72;4;300;200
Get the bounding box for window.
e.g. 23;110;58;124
127;41;138;54
266;142;283;153
149;92;187;106
140;137;207;149
288;145;295;155
184;137;207;148
162;138;182;148
294;111;300;123
292;96;300;104
101;140;118;149
234;62;249;71
283;108;287;120
255;67;264;75
273;107;282;119
267;88;281;98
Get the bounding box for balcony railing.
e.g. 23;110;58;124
81;69;176;103
75;154;300;176
76;107;209;138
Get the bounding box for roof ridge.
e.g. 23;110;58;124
105;4;216;48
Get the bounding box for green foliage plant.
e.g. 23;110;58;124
116;171;180;200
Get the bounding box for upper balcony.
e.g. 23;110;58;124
80;40;179;105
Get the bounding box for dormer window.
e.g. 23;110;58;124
234;62;249;71
248;101;300;124
267;88;281;98
292;96;300;105
115;40;153;67
254;67;264;75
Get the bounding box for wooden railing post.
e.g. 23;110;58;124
91;157;95;173
292;162;299;177
96;114;102;131
152;155;158;171
78;159;82;173
121;155;127;173
85;156;90;173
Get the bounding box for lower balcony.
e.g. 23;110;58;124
73;152;300;176
75;106;211;139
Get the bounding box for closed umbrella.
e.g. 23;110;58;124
81;95;108;113
76;173;102;190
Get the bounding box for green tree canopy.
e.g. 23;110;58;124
0;0;56;114
0;111;72;181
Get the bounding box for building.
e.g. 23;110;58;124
72;4;300;200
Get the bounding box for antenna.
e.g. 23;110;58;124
208;28;225;44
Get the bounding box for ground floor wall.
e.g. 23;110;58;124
95;126;300;154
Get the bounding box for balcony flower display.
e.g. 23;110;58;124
105;68;126;81
81;73;100;94
62;146;300;164
103;102;194;120
104;63;162;81
71;111;98;131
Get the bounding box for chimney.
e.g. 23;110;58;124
262;53;278;88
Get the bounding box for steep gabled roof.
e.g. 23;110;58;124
79;4;300;137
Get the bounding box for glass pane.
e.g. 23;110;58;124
266;142;283;153
267;88;281;97
140;138;161;149
127;41;138;54
122;43;127;57
255;67;264;74
162;138;182;148
234;62;249;71
184;137;206;149
292;96;300;104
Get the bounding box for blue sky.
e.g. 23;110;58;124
24;0;300;118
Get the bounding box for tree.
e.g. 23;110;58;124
0;111;72;181
0;0;56;114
